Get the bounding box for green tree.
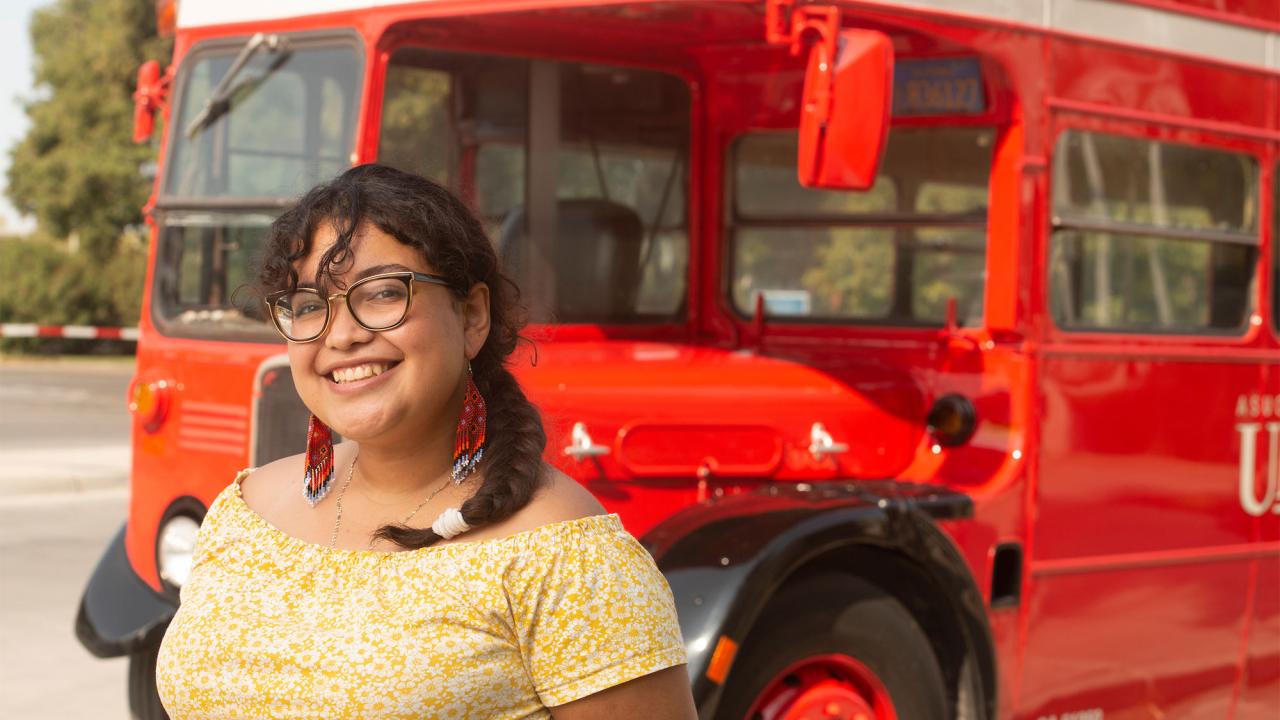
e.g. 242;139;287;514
6;0;170;260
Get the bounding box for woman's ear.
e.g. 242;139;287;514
462;282;491;359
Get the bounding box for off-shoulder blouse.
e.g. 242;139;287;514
155;469;687;719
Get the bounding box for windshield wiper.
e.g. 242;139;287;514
184;32;288;139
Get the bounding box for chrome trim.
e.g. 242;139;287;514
1051;215;1259;246
250;353;293;467
564;422;612;460
808;422;850;461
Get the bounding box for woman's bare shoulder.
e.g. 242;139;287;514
461;467;606;542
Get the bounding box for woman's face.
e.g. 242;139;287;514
287;221;490;446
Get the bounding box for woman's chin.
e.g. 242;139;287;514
320;406;401;442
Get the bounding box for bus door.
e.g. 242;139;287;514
1024;121;1267;718
1238;159;1280;717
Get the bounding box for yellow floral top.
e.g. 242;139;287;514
155;469;688;719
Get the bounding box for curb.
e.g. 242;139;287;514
0;472;130;496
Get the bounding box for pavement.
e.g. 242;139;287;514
0;357;134;495
0;487;131;720
0;356;136;719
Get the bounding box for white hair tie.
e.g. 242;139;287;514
432;507;471;540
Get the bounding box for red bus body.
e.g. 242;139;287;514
78;1;1278;718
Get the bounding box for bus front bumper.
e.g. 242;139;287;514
74;524;176;658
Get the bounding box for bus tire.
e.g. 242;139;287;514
128;642;170;720
715;572;947;720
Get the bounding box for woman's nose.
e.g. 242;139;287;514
325;296;374;348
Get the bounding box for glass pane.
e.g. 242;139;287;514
1053;131;1258;233
733;226;987;324
378;65;455;184
911;228;986;324
476;143;525;226
735;127;993;218
376;51;689;323
733;228;896;320
166;42;362;198
152;213;279;340
730;126;991;325
1049;230;1255;332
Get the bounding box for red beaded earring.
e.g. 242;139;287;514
452;364;487;484
303;414;335;506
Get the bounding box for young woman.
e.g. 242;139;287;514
155;164;695;719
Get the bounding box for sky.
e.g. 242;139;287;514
0;0;49;235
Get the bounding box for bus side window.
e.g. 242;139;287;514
730;127;992;326
1048;131;1259;334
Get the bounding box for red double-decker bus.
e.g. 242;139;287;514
76;1;1278;718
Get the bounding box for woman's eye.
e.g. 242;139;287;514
294;300;324;316
364;286;407;302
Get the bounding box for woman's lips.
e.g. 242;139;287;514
325;361;401;394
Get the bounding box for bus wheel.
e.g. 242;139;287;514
128;642;170;720
715;573;947;720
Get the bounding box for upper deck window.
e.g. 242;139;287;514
378;50;690;324
1049;131;1258;334
730;127;992;326
164;37;362;199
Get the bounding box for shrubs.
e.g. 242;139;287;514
0;233;146;354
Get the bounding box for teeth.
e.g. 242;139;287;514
331;363;390;384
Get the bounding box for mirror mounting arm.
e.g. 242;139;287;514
133;61;173;144
765;0;841;58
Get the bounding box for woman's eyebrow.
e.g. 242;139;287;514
298;263;415;288
353;263;414;280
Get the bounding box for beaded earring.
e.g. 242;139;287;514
303;414;335;506
452;363;487;484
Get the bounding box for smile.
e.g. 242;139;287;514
327;361;400;385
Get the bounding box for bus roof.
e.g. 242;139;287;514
176;0;1278;74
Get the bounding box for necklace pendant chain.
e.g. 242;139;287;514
328;453;454;550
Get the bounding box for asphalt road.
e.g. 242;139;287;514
0;358;135;719
1;488;131;719
0;359;134;492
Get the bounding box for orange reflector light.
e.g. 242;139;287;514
705;635;739;685
130;379;171;433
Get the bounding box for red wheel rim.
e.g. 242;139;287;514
743;653;897;720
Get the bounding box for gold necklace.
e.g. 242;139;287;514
328;453;454;550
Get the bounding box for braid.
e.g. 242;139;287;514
370;363;549;549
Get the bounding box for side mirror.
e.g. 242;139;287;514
133;60;169;144
797;29;893;190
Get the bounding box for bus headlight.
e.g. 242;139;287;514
157;515;201;589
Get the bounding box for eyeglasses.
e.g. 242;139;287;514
264;271;453;343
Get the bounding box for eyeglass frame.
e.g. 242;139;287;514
264;270;455;343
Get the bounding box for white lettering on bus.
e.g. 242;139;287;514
1236;422;1280;517
1235;393;1280;419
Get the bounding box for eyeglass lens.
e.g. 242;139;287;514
272;276;411;341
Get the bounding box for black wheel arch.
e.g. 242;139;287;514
75;523;177;659
642;480;996;720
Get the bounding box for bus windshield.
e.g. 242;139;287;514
164;37;363;199
152;37;363;341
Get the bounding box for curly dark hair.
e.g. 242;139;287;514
257;163;548;550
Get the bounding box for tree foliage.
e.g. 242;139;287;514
6;0;170;260
0;234;145;353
